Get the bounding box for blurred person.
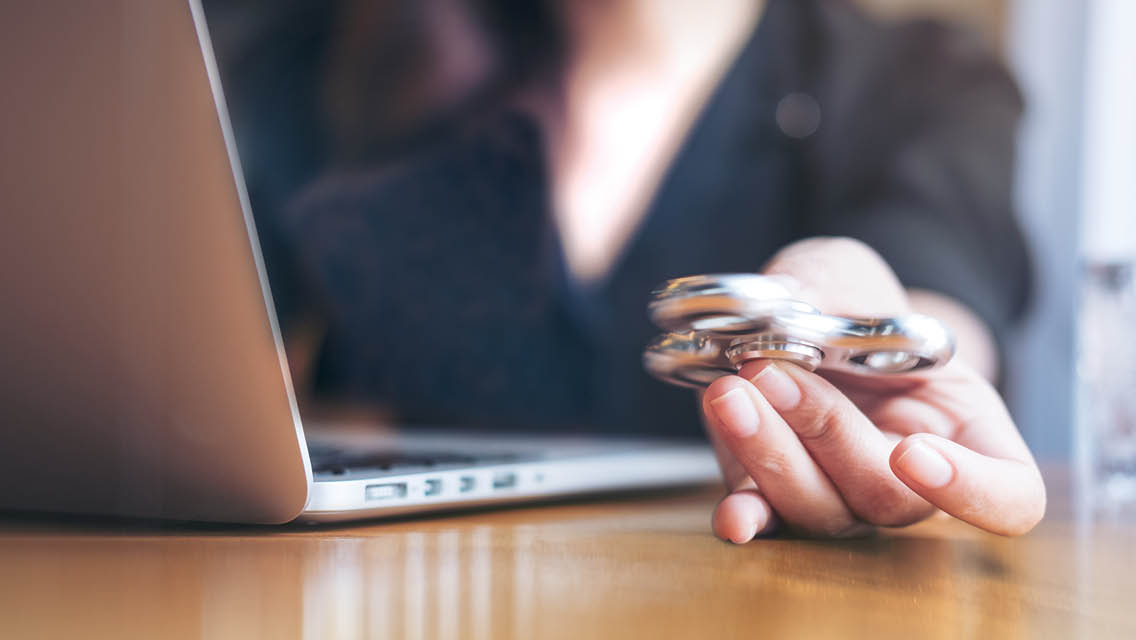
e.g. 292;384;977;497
207;0;1044;540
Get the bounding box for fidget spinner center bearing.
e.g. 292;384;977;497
643;274;956;389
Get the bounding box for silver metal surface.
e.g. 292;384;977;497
302;431;719;522
725;337;824;371
0;0;312;523
0;1;724;524
644;274;955;387
649;274;813;334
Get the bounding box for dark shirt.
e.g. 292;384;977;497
268;0;1030;436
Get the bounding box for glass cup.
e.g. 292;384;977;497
1075;259;1136;518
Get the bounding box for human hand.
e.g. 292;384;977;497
700;237;1046;541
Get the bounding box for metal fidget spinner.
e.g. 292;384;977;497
643;274;955;388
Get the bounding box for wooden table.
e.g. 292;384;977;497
2;464;1134;639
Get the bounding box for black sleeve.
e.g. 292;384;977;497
796;5;1032;340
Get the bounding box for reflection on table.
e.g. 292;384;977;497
1;465;1134;639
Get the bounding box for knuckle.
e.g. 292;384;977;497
763;237;829;273
755;450;790;477
855;485;930;527
774;236;874;266
821;236;876;258
782;235;869;257
793;400;849;443
819;517;871;539
785;509;866;539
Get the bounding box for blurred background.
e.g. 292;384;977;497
199;0;1134;463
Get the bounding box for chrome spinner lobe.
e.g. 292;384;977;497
643;274;955;388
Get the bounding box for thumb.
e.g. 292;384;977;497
889;434;1046;536
761;236;909;316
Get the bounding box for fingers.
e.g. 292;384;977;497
699;405;779;543
890;434;1046;536
712;490;777;544
855;362;1047;535
736;360;936;526
702;375;865;537
761;236;909;316
701;344;1045;537
699;400;757;492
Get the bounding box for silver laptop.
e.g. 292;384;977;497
0;0;718;524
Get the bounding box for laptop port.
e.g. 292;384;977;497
424;478;443;496
492;472;517;490
459;476;476;493
364;483;407;501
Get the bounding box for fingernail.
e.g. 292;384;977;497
750;364;801;411
708;388;759;438
895;442;954;489
731;521;759;545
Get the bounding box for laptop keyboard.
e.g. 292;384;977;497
308;444;522;477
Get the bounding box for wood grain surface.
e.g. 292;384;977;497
1;464;1133;639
